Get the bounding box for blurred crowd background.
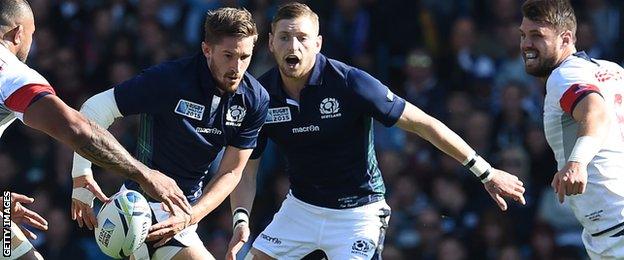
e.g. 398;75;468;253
2;0;624;259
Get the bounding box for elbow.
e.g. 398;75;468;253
63;114;93;149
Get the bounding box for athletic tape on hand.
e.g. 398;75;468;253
72;187;96;207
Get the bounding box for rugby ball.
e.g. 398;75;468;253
94;190;152;259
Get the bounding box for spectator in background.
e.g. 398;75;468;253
403;47;447;118
324;0;371;69
440;16;496;93
492;82;534;152
436;236;468;260
576;19;607;59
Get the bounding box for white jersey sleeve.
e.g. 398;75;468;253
0;46;53;137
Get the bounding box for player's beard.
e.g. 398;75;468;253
524;48;559;78
16;45;30;63
209;60;240;94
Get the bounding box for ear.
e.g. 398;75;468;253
201;41;211;58
268;33;274;53
5;25;23;45
561;30;574;47
315;35;323;53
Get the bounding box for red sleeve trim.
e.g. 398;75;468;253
5;84;56;113
559;83;601;114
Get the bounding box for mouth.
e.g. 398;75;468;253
284;55;300;68
225;74;239;82
523;50;538;64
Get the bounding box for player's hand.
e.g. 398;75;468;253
483;169;526;211
227;223;250;260
146;203;192;248
138;170;192;217
71;174;110;230
11;192;48;240
551;161;587;203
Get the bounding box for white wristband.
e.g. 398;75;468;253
464;154;493;183
462;151;477;165
568;136;601;165
232;207;249;229
72;153;93;177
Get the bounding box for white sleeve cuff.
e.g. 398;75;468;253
71;89;123;177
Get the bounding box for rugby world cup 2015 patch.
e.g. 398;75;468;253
174;99;205;120
266;107;291;124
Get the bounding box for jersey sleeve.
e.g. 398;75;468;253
4;84;56;114
559;83;602;114
227;91;270;149
114;66;170;116
347;68;406;126
249;128;268;159
549;67;603;115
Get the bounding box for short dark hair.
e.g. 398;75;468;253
203;7;257;44
521;0;576;33
0;0;31;27
271;2;319;33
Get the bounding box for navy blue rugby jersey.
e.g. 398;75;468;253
114;53;269;203
253;54;406;209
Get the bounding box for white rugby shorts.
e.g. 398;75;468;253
252;192;391;260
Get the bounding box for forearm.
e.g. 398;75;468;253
73;89;124;177
397;103;474;162
192;169;243;224
230;159;259;213
73;120;147;181
23;95;147;183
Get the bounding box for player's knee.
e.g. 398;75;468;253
248;248;276;260
170;245;214;260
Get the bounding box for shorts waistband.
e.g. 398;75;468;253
287;191;388;214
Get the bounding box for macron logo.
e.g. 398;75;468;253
292;125;320;134
196;127;222;135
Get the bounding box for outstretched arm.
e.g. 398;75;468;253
147;146;254;247
395;102;526;210
24;94;148;180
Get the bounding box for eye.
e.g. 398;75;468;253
279;36;288;41
241;55;251;60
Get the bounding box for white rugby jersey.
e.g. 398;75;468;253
0;45;54;137
544;51;624;235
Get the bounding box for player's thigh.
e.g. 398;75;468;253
171;245;215;260
251;197;319;259
323;206;390;259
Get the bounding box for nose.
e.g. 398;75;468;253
520;37;532;51
287;37;301;52
229;59;242;75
